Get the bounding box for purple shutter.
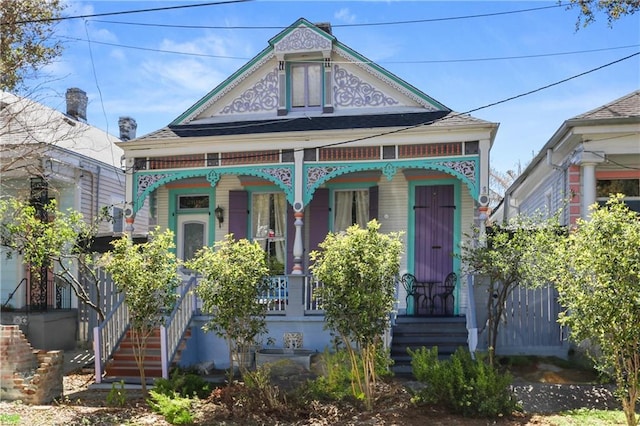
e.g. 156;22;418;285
368;186;379;221
228;190;248;240
286;203;295;273
308;188;330;257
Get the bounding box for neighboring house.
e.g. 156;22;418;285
488;90;640;357
0;88;146;350
115;19;497;369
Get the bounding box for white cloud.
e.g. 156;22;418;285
334;8;356;24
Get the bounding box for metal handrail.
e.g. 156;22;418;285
160;276;198;379
2;278;27;309
93;294;128;384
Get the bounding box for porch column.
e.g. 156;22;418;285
124;156;136;237
291;149;305;274
571;148;604;220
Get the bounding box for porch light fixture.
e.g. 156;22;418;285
214;205;224;228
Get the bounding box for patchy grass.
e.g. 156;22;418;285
545;408;629;425
0;413;20;424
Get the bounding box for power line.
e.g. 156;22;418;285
126;51;639;169
5;0;252;25
90;4;563;30
57;34;640;64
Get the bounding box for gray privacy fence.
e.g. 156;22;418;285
77;268;122;344
473;281;569;358
496;284;569;357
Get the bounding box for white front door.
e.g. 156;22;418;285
177;214;209;262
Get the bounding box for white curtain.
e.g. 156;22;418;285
334;191;353;232
273;193;286;264
252;193;286;269
334;190;369;232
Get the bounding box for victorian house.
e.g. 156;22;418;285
108;18;497;375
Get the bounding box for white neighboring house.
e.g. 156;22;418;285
487;90;639;358
0;88;147;350
493;90;640;223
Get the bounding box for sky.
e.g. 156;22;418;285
34;0;640;174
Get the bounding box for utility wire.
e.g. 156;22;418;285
89;4;563;30
4;0;252;25
126;51;640;169
57;35;640;64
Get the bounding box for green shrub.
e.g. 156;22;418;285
153;369;212;399
106;380;127;407
305;348;354;401
148;390;194;425
304;347;393;403
409;346;518;417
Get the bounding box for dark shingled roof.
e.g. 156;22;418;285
572;90;640;121
138;111;459;140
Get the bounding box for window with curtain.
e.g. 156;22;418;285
291;62;322;109
252;192;286;274
334;189;369;232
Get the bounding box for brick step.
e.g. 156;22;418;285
105;365;164;378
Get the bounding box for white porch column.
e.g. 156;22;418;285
581;162;597;219
571;148;604;220
124;156;136;237
291;149;305;274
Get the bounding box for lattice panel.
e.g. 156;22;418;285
399;143;462;158
149;154;205;169
221;150;280;165
319;146;380;161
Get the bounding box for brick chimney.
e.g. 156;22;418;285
315;22;332;35
65;88;87;122
118;116;137;141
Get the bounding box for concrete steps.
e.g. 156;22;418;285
391;315;467;376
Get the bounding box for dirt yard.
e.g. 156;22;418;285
0;356;618;426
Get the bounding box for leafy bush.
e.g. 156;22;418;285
409;346;518;417
153;369;212;399
106;380;127;407
148;390;194;425
305;347;393;403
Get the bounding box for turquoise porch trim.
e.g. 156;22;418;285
407;179;462;316
303;157;479;206
133;165;295;214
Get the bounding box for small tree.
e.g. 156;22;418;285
0;198;111;320
550;195;640;426
100;228;181;396
310;220;403;410
1;0;65;92
459;214;562;366
186;234;269;383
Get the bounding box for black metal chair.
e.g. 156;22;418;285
435;272;457;316
400;273;417;316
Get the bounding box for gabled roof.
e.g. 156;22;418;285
168;18;450;128
572;90;640;121
1;91;123;167
135;18;496;142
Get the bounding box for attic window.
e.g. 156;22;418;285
290;62;322;110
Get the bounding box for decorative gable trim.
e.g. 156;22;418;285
333;65;398;107
220;68;279;114
333;43;446;111
273;27;332;54
269;18;335;56
171;50;275;124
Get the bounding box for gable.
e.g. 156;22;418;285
172;18;449;127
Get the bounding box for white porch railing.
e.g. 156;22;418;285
261;275;288;313
160;275;198;379
304;275;324;313
93;295;129;384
